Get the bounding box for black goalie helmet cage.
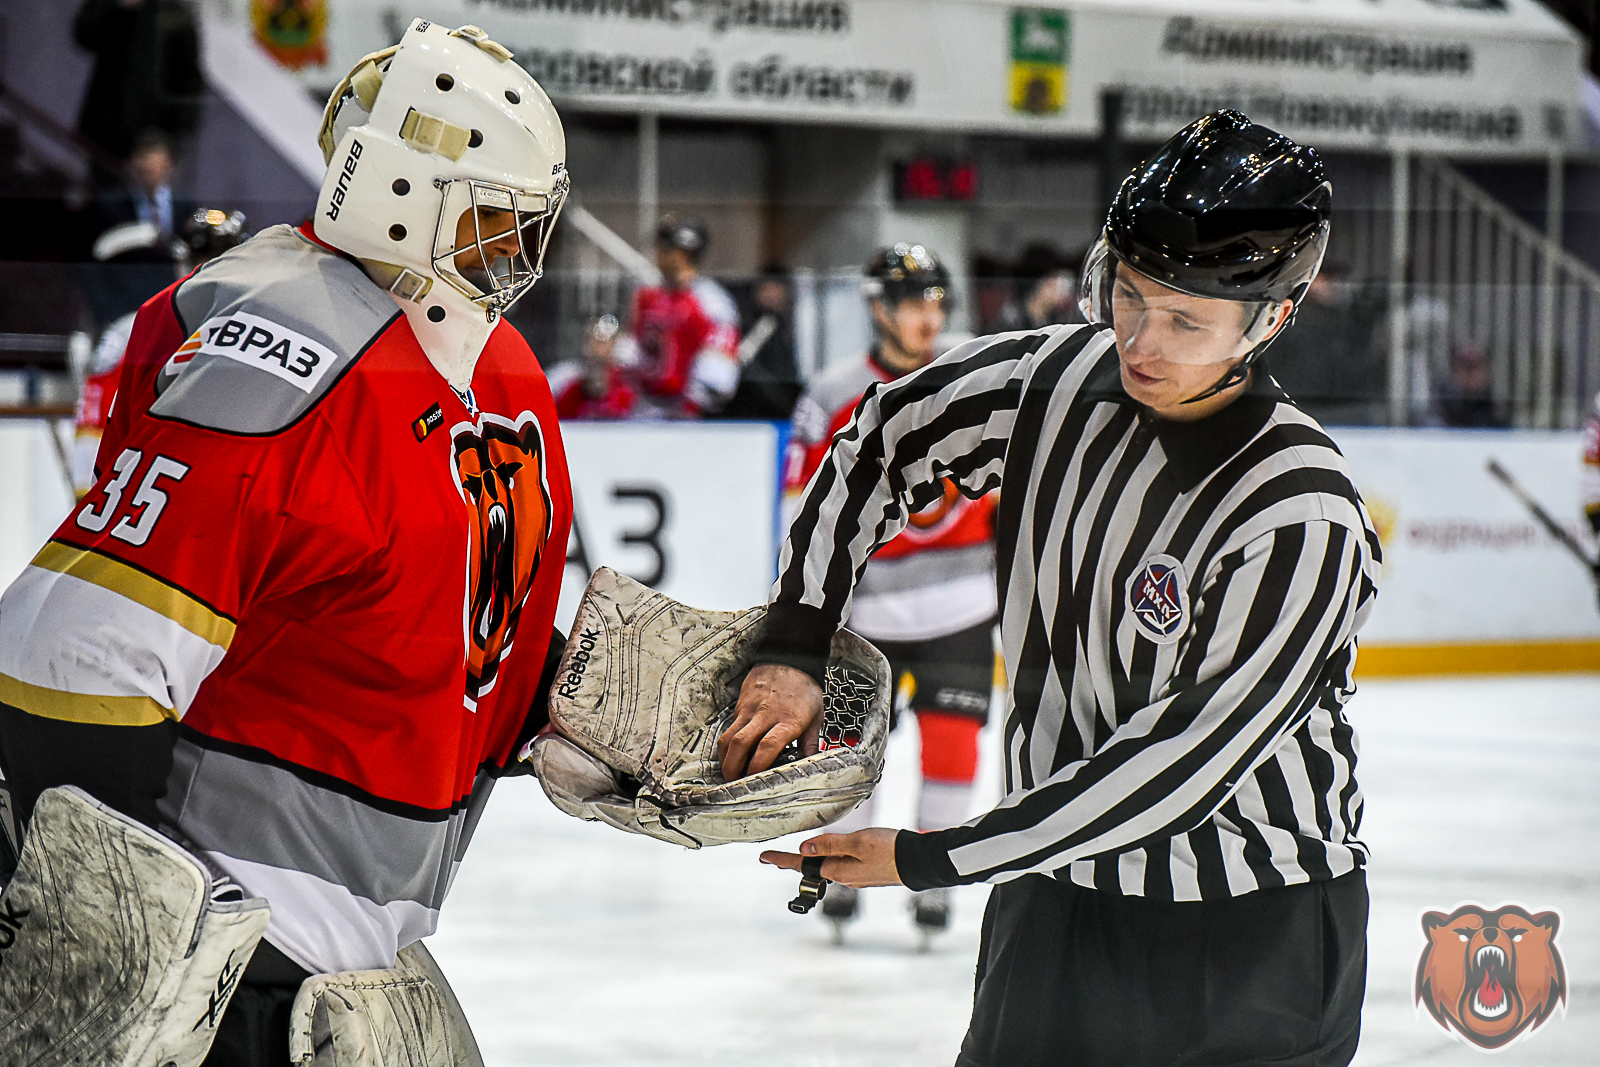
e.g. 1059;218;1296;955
1080;109;1332;349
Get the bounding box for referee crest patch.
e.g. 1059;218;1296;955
1127;554;1190;644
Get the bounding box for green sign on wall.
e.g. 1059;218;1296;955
1009;8;1070;115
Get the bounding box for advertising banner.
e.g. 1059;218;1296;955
1336;427;1600;668
276;0;1581;155
553;422;1600;671
556;420;784;631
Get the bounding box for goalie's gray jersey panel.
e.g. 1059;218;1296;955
159;737;495;973
157;225;401;435
161;738;483;908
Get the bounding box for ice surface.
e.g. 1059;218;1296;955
428;674;1600;1066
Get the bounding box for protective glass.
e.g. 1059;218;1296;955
431;176;568;316
1079;237;1282;366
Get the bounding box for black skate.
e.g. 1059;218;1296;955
820;883;859;945
912;887;950;951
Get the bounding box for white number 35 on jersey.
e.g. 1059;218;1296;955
76;448;190;547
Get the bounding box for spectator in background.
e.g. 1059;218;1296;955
73;0;203;168
620;214;741;418
1266;260;1386;425
95;130;186;244
550;314;638;420
993;242;1085;332
81;130;192;330
1434;345;1507;428
720;264;801;420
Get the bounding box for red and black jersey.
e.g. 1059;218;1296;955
785;349;997;642
0;224;572;973
625;276;739;416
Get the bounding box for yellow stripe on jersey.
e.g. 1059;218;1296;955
31;540;237;648
0;672;172;726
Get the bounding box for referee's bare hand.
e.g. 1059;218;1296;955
761;828;903;888
718;663;823;779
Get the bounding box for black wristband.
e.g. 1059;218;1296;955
753;601;836;686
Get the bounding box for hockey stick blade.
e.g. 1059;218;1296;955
1485;458;1599;568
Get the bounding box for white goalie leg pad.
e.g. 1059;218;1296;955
288;941;484;1067
0;785;270;1067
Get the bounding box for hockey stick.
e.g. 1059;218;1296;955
1485;458;1599;570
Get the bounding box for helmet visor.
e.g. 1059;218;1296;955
432;177;567;315
1081;236;1283;367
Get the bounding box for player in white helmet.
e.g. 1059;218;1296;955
313;21;567;390
1;21;572;1066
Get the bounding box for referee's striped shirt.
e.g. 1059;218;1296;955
758;324;1382;900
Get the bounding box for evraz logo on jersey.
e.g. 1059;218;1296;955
1126;553;1191;644
188;312;339;394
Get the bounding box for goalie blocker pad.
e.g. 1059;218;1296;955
0;785;270;1067
527;567;891;847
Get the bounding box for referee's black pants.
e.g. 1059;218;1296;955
956;870;1367;1067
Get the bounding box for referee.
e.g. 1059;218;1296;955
722;110;1381;1066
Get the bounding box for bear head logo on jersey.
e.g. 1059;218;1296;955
1415;903;1566;1050
452;411;552;703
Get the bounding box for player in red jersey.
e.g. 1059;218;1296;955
616;214;741;418
549;313;638;419
1;22;572;1065
783;244;997;942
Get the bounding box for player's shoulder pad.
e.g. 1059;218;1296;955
155;225;400;436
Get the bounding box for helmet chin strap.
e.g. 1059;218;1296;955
1179;303;1288;405
1179;350;1258;405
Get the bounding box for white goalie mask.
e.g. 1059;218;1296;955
314;19;568;323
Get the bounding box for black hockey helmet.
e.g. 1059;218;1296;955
172;208;250;271
1080;110;1331;397
863;243;952;309
655;214;709;260
1087;109;1330;312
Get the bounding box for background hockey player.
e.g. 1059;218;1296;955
1;21;572;1066
724;111;1380;1066
618;214;741;417
783;243;996;942
549;313;638;419
72;206;250;496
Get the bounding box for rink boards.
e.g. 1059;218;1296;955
552;422;1600;675
4;419;1597;674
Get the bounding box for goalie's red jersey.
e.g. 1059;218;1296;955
0;224;572;973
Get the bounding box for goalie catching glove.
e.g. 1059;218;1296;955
525;568;890;847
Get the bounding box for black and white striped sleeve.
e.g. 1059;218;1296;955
895;515;1371;890
754;328;1073;676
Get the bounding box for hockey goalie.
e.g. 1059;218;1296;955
0;19;890;1065
1;20;570;1067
